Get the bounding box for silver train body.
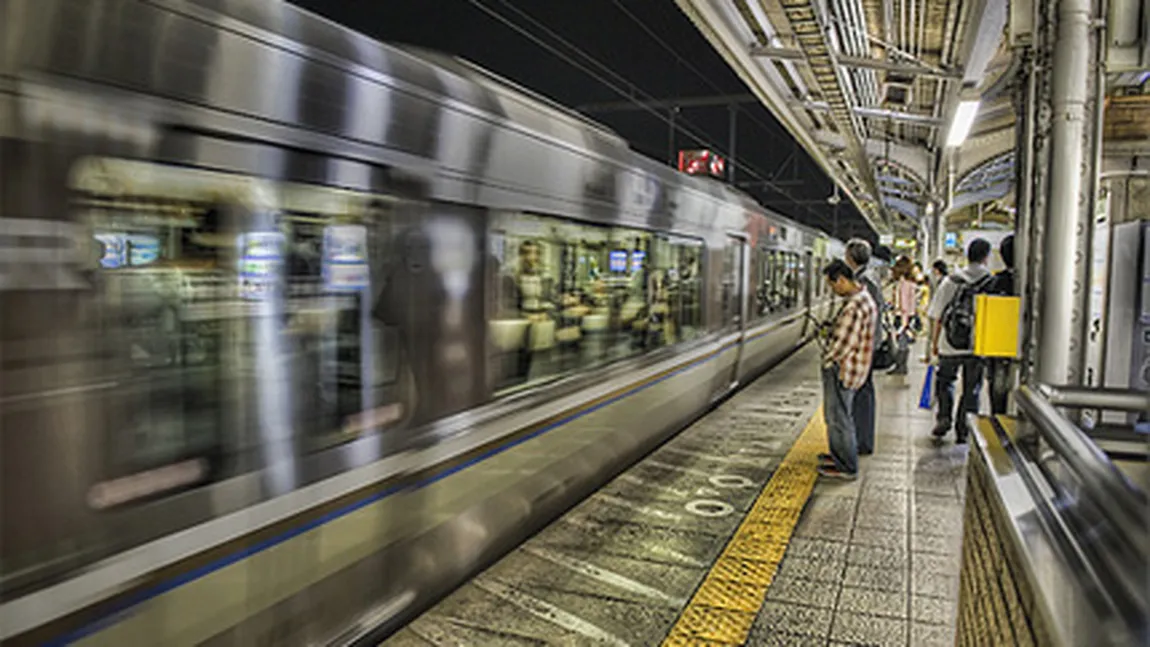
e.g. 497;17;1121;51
0;1;845;644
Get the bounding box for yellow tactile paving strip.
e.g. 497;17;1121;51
661;407;826;646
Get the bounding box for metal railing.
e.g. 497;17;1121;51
1036;384;1150;413
1012;383;1149;641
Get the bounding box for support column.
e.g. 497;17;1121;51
1036;0;1093;386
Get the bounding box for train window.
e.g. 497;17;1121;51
784;253;800;310
70;158;406;495
487;212;702;393
752;246;770;319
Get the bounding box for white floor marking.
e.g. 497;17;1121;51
685;499;735;518
595;494;683;521
616;473;690;498
521;546;686;606
643;459;717;478
472;579;631;647
660;446;763;464
558;516;709;568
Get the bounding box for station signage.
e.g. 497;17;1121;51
678;149;726;178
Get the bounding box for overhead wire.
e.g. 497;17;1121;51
467;0;835;230
603;0;841;220
604;0;841;222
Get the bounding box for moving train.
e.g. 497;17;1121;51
0;1;845;645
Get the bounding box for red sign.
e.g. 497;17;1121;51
678;149;726;178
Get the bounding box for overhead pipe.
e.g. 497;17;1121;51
1037;0;1093;386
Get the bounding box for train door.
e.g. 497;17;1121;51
722;233;748;391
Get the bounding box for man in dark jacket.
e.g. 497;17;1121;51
986;235;1015;414
844;238;884;456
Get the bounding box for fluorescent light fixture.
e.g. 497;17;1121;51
945;99;981;148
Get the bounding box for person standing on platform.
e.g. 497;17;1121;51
928;239;993;444
985;235;1016;414
817;260;877;480
889;256;917;376
843;239;883;457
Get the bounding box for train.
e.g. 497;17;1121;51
0;1;846;645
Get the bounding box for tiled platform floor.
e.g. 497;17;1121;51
382;345;971;646
748;355;970;647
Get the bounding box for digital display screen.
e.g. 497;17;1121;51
96;234;126;269
609;250;628;273
944;232;958;249
127;235;160;266
323;225;369;291
96;233;162;268
631;250;645;272
237;232;284;300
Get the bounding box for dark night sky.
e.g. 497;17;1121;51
290;0;869;237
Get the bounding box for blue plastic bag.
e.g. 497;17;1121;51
919;363;935;410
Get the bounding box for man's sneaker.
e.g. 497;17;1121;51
817;465;858;480
931;424;950;438
818;453;835;464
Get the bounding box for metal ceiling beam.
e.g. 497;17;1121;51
771;0;883;224
749;45;964;79
803;101;942;126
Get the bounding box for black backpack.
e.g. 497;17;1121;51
942;273;994;350
870;309;897;371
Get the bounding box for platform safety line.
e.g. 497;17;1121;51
660;407;826;646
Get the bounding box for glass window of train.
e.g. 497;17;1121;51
753;246;770;318
71;159;409;489
71;159;258;490
488;212;587;392
786;253;800;310
651;233;703;346
487;212;704;394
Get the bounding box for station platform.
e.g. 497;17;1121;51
382;344;966;646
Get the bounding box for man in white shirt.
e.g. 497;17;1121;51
927;239;992;444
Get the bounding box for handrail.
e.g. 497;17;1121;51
1037;384;1150;413
1014;385;1148;557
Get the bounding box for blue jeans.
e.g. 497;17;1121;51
936;355;984;437
822;366;859;474
852;372;875;455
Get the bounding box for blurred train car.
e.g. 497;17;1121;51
0;1;846;645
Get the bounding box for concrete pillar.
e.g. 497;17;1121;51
1036;0;1094;386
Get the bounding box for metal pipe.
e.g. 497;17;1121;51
1014;385;1148;555
1080;0;1108;394
1015;51;1037;384
1099;169;1150;179
1037;0;1092;385
1038;384;1150;412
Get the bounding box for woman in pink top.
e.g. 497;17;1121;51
889;256;917;374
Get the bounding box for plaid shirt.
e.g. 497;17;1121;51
824;288;877;389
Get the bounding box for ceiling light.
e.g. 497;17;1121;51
945;99;980;148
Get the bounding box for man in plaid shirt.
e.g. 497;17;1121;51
818;259;877;479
